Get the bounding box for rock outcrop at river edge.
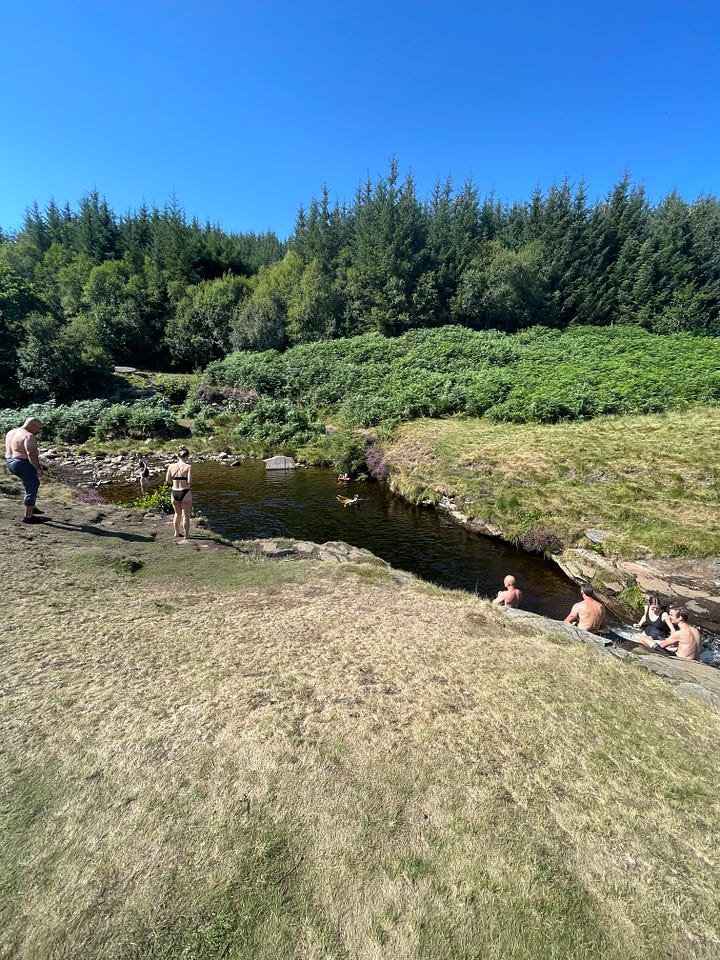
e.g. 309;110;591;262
435;494;720;633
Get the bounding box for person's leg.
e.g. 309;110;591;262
9;459;39;520
171;499;182;537
636;633;655;648
181;498;191;538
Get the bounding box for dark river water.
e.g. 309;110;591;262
102;459;584;620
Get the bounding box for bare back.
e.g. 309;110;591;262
166;462;191;489
497;586;522;608
5;428;37;462
673;624;701;661
567;597;607;632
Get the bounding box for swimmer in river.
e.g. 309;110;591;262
336;493;361;507
493;575;523;608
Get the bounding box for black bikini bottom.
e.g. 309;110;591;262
172;488;190;502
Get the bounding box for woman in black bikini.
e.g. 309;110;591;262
166;446;192;540
635;595;676;652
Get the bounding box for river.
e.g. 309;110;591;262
100;459;582;621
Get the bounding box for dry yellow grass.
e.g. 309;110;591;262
1;489;719;959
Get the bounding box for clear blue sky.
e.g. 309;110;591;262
1;0;718;240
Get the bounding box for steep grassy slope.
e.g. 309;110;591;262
384;406;720;560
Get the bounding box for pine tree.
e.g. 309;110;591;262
77;191;119;263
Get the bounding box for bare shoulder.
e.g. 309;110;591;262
564;601;580;622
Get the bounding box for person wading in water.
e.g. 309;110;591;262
493;574;523;608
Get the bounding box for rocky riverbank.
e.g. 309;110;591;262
432;492;720;635
41;446;248;490
383;410;720;639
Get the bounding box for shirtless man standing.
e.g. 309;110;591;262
652;606;701;661
5;417;44;523
493;575;523;608
564;582;607;634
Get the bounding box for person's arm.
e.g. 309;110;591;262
662;613;678;634
657;633;679;649
493;591;506;606
24;435;41;472
165;466;173;484
634;606;648;628
186;464;192;487
564;603;579;624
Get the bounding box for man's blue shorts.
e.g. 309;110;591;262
6;457;40;507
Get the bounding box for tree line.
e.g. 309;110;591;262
1;160;719;406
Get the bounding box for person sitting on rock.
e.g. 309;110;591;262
634;595;674;648
493;575;523;608
564;582;607;634
645;606;701;661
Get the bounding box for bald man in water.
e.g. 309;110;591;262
493;575;523;608
5;417;44;523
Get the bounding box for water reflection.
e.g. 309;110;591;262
102;459;581;620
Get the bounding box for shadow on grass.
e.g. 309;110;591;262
43;518;157;543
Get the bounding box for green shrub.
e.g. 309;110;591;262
129;482;173;513
0;400;108;444
180;396;209;418
297;430;367;472
2;397;187;444
192;413;210;434
127;406;183;439
95;404;132;440
199;325;720;436
53;400;109;442
233;398;322;449
153;375;190;405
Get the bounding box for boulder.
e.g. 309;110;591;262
584;528;613;544
264;455;297;470
618;557;720;631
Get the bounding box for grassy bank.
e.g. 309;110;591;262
383;406;720;561
1;486;720;959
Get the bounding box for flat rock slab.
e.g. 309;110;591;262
618;557;720;630
230;537;386;566
584;528;613;544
